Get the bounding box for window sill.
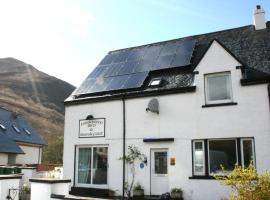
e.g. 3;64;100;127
189;175;216;180
202;102;237;108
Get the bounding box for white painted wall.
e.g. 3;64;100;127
16;145;41;165
63;40;270;200
0;177;21;200
0;154;8;165
30;180;70;200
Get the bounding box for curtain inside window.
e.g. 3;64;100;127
78;148;92;184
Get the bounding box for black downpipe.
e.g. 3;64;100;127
122;98;126;199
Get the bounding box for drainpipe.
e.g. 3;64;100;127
122;98;126;199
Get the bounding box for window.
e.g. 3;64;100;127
193;140;205;175
192;138;255;177
149;78;162;87
0;123;6;131
209;139;237;174
8;154;16;165
12;125;20;133
76;146;108;186
154;151;168;174
205;72;232;104
23;128;31;135
241;139;255;167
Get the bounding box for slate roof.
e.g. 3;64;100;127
66;22;270;103
0;107;46;154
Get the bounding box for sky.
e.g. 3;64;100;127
0;0;269;87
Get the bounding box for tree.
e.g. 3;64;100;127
215;163;270;200
42;135;63;164
120;145;145;199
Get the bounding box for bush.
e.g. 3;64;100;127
215;163;270;200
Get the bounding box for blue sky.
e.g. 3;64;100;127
0;0;269;86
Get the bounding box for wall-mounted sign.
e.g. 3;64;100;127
79;118;105;138
170;157;176;166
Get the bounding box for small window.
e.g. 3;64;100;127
193;140;205;175
154;151;168;174
0;123;6;131
149;78;162;87
241;139;255;167
205;72;232;104
12;125;20;133
8;154;16;165
23;128;31;135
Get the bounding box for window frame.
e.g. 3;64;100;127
204;72;233;105
192;140;205;176
75;145;109;188
241;138;255;167
191;137;255;178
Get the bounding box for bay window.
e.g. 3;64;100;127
191;138;255;177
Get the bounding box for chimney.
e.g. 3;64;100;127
253;5;266;30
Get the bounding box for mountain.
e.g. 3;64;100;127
0;57;75;143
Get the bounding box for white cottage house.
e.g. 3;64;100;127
63;6;270;200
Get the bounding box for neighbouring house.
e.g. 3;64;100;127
0;107;46;166
63;5;270;200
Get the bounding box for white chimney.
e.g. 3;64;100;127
253;5;266;30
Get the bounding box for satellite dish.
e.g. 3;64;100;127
146;98;159;114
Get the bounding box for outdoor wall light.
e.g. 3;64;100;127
86;115;94;120
143;156;147;165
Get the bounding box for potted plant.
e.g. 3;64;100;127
170;188;183;199
108;189;117;197
133;183;144;197
20;184;31;200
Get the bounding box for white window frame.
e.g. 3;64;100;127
204;72;233;105
193;140;205;176
241;138;255;167
75;145;109;189
208;138;238;175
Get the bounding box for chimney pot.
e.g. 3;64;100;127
253;5;266;30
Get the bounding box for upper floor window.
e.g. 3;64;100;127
205;72;232;104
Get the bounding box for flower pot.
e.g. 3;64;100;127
20;193;30;200
133;189;144;197
108;190;115;197
171;191;183;199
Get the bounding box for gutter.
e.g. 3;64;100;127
65;86;196;106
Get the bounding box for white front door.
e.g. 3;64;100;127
150;149;169;195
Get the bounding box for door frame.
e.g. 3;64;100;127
75;144;109;189
150;148;169;196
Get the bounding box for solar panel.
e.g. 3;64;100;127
124;72;148;89
75;39;196;96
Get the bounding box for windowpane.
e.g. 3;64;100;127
154;152;168;174
242;140;254;167
78;148;92;184
209;140;237;174
206;74;232;102
92;147;108;184
193;141;205;175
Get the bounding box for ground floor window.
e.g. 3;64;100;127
76;146;108;186
192;138;255;176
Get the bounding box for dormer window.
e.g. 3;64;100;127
23;128;31;135
0;123;6;131
149;78;163;87
12;125;20;133
205;72;233;104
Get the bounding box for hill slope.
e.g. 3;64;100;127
0;57;75;143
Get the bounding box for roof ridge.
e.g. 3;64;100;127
108;24;254;53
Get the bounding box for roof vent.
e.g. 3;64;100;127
253;5;266;30
146;98;159;114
